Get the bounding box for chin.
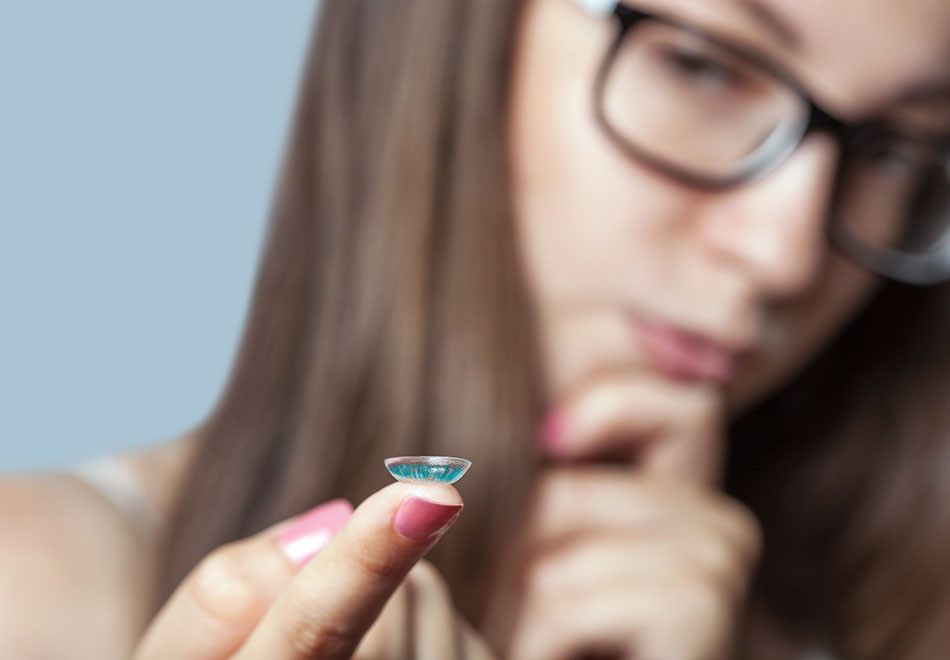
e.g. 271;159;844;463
724;356;803;417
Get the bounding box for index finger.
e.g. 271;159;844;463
234;481;463;660
541;373;724;485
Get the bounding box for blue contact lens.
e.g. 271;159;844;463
384;456;472;484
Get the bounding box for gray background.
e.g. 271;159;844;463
1;2;319;473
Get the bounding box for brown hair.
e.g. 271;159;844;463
152;0;542;632
729;280;950;658
153;1;950;657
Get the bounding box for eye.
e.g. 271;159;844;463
384;456;472;484
653;44;746;93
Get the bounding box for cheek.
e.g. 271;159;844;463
509;0;684;309
726;254;881;413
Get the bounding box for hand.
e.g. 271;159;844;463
356;560;497;660
507;372;763;660
133;481;493;659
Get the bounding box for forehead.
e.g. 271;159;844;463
652;0;950;115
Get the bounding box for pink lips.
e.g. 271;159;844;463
634;317;741;383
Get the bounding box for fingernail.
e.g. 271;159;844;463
539;409;567;453
393;496;463;541
279;498;353;566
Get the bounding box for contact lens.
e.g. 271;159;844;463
384;456;472;484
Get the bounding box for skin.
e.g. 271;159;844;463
515;0;949;413
500;0;950;657
2;0;947;659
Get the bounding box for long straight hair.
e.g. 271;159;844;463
153;1;950;657
729;280;950;659
152;0;541;629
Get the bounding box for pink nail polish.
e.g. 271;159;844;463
393;497;462;541
539;410;567;452
279;498;353;566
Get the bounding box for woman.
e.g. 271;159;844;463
3;0;948;657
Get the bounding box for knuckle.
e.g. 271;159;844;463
677;546;749;639
692;535;737;582
686;536;749;604
718;499;764;562
681;579;726;625
524;542;580;599
525;557;559;598
189;545;264;629
352;543;402;581
285;614;357;659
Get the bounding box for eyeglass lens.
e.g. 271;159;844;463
600;17;950;269
601;21;808;180
835;129;950;255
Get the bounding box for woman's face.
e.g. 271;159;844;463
511;0;950;412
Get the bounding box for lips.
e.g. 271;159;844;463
633;316;744;383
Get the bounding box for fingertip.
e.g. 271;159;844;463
234;481;463;659
402;481;464;507
378;480;463;508
357;482;463;543
393;497;462;541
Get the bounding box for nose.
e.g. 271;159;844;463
696;133;840;299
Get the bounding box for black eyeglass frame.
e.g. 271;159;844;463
593;2;950;285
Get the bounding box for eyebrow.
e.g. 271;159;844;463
735;0;950;112
735;0;801;51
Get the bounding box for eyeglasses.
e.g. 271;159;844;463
588;2;950;285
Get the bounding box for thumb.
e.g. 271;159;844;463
233;481;463;659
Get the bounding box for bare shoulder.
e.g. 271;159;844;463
0;434;199;660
